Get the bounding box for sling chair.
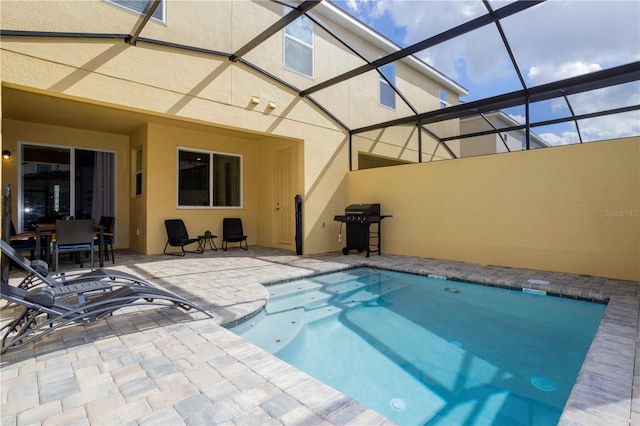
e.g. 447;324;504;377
163;219;204;256
222;218;248;251
1;279;212;354
0;239;152;291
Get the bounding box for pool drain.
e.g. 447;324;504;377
530;376;556;392
390;398;406;410
444;287;460;294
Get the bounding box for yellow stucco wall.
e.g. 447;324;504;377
345;138;640;281
0;37;348;254
128;126;147;254
1;119;131;248
142;123;259;254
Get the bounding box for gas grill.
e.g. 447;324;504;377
333;203;391;256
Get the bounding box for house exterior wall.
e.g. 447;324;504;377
129;126;147;254
345;137;640;281
458;114;548;157
143;123;261;254
0;0;461;255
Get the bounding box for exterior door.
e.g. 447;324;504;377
274;148;292;246
21;145;72;229
20;144;115;231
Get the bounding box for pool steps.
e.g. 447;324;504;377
235;270;407;353
231;307;306;353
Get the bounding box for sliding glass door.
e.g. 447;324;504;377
21;145;71;229
20;144;115;232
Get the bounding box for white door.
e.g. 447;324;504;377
274;148;292;246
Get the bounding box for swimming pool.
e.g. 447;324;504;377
231;267;606;425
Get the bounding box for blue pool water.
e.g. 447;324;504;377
231;268;606;425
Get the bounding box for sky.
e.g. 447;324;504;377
330;0;640;145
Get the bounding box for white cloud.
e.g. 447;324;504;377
527;61;603;85
340;0;389;23
508;114;525;125
344;0;359;13
538;131;579;146
536;110;640;146
347;1;639;85
336;0;640;141
579;112;640;142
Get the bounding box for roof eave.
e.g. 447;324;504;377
317;1;468;96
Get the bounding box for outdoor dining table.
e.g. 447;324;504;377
33;222;104;269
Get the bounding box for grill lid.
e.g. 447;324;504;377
345;203;380;216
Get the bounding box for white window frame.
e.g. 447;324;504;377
104;0;166;23
439;89;448;109
176;147;243;209
283;12;314;78
379;62;396;110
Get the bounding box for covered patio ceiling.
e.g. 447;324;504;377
1;86;271;141
2;0;639;156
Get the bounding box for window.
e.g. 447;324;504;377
439;90;448;109
105;0;164;22
178;149;242;208
379;62;396;109
135;148;142;196
284;13;313;77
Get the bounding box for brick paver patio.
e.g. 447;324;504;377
1;246;638;425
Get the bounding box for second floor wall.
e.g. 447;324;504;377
0;0;466;134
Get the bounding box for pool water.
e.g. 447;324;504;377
231;268;606;425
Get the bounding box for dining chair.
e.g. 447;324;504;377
95;216;115;264
8;221;37;259
52;220;95;271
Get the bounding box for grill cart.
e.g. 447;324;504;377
333;203;392;257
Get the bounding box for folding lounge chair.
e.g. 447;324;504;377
0;240;152;291
1;280;212;353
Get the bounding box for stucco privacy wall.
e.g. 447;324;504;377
1;119;131;249
345;137;640;281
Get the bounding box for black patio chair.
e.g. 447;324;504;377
0;278;212;354
222;218;248;251
163;219;203;256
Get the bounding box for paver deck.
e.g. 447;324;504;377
1;246;638;425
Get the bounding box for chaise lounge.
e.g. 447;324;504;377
0;280;212;353
0;240;213;354
0;239;152;291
